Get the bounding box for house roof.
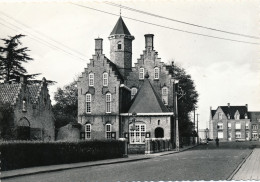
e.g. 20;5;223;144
128;75;169;113
0;83;22;105
218;106;248;119
28;84;41;103
248;112;260;122
211;110;216;119
106;58;124;81
110;16;131;36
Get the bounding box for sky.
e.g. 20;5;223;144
0;0;259;130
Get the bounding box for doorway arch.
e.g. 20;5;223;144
155;127;164;138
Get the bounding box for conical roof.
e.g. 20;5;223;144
110;16;131;36
128;76;169;113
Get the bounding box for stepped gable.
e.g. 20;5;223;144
128;74;169;113
110;16;131;36
0;83;22;105
106;58;124;81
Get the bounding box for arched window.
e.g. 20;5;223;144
86;94;91;113
89;73;94;86
117;41;122;50
129;124;146;144
22;99;27;112
139;68;144;80
103;72;108;86
154;67;159;79
106;93;111;113
131;87;138;99
85;124;91;139
106;123;112;139
162;87;168;105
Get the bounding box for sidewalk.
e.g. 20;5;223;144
232;148;260;180
1;144;197;180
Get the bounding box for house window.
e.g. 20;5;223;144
131;87;138;99
162;87;168;105
154;67;159;80
22;99;27;112
86;94;91;113
117;42;122;50
235;123;241;129
89;73;94;86
228;122;231;129
103;73;108;86
217;123;223;129
129;124;146;144
252;133;258;139
235;131;241;139
246;131;249;139
106;93;111;113
139;68;144;79
246;123;249;129
106;124;112;139
217;131;223;139
85;124;91;139
235;114;240;120
252;125;258;130
218;113;222;120
228;132;231;140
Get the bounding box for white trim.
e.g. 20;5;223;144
120;84;131;91
120;112;174;116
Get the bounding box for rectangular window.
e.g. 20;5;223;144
139;68;144;79
252;125;258;130
252;133;258;139
235;123;241;129
217;123;223;129
103;73;108;86
154;67;159;79
228;122;231;129
228;132;231;140
85;124;91;139
89;73;94;86
86;94;91;113
106;94;111;113
106;124;112;139
129;124;146;144
218;113;222;120
235;131;241;139
218;131;223;139
246;123;249;129
162;87;168;105
246;131;249;139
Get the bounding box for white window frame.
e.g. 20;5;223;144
246;123;249;129
89;73;94;86
154;67;159;80
217;122;223;129
103;72;108;86
106;93;111;113
235;131;241;139
131;87;138;99
235;123;241;129
129;124;146;144
162;87;168;105
228;122;231;129
252;133;258;139
86;94;91;113
106;124;112;139
139;68;144;80
252;125;258;130
85;124;91;139
217;131;223;139
235;114;240;120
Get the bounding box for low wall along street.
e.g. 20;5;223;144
0;140;125;171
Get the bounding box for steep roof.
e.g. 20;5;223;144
0;83;21;105
110;16;131;36
219;106;248;119
128;76;169;113
248;112;260;122
28;84;41;103
211;110;216;119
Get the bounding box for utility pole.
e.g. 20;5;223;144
174;79;179;152
196;113;199;144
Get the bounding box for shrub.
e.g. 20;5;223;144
0;140;125;171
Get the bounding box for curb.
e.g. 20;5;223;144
160;145;199;156
226;149;254;180
0;157;151;180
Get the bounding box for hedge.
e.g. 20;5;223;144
1;140;125;171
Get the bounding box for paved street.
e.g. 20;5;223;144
3;141;259;182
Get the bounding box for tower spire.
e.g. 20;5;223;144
120;4;121;16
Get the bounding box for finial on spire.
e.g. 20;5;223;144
120;4;121;16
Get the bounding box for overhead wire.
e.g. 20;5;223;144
70;3;260;45
104;1;260;40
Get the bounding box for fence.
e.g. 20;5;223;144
145;138;173;154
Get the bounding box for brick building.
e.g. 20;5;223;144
0;77;55;141
77;16;176;151
209;103;260;141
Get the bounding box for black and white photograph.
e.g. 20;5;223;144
0;0;260;181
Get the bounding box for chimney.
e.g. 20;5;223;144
210;106;212;110
227;103;230;107
245;104;248;109
144;34;154;51
95;38;103;55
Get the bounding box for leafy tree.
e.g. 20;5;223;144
53;80;78;128
0;34;36;82
0;102;15;139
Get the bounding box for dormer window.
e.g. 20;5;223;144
154;67;159;80
245;114;248;119
103;72;108;86
117;42;122;50
139;68;144;80
218;113;223;120
235;114;240;120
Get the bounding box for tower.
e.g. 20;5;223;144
108;16;135;78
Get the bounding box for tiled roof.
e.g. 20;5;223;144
28;84;41;103
128;76;169;113
0;83;21;104
219;106;248;119
106;58;124;81
110;16;131;36
248;112;260;122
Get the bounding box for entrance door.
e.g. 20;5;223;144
155;127;164;138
